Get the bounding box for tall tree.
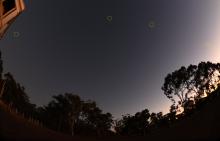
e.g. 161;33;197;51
115;109;150;136
194;62;220;96
46;93;82;136
162;62;220;111
2;72;35;117
81;101;113;136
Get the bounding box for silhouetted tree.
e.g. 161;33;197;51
42;93;82;135
80;100;113;136
169;104;177;121
2;72;35;117
40;95;113;136
149;112;164;130
194;62;220;96
162;62;220;112
119;114;138;135
162;66;196;107
136;109;151;135
115;109;150;136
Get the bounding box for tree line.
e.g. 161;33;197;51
1;73;113;136
115;61;220;136
0;51;220;136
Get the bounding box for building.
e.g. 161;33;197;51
0;0;25;39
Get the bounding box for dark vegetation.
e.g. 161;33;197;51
1;50;220;139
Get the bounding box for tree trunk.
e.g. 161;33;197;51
71;121;75;136
57;115;62;132
69;115;76;136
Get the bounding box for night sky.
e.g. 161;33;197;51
1;0;220;118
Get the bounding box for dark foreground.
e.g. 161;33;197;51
1;97;220;141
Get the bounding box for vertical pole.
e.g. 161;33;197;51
0;79;6;98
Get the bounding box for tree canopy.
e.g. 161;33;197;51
162;62;220;112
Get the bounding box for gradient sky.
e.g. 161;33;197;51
0;0;220;119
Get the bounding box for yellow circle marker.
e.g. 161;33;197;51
13;32;20;38
148;21;156;29
147;19;159;30
106;16;113;23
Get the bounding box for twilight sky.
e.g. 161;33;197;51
1;0;220;118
